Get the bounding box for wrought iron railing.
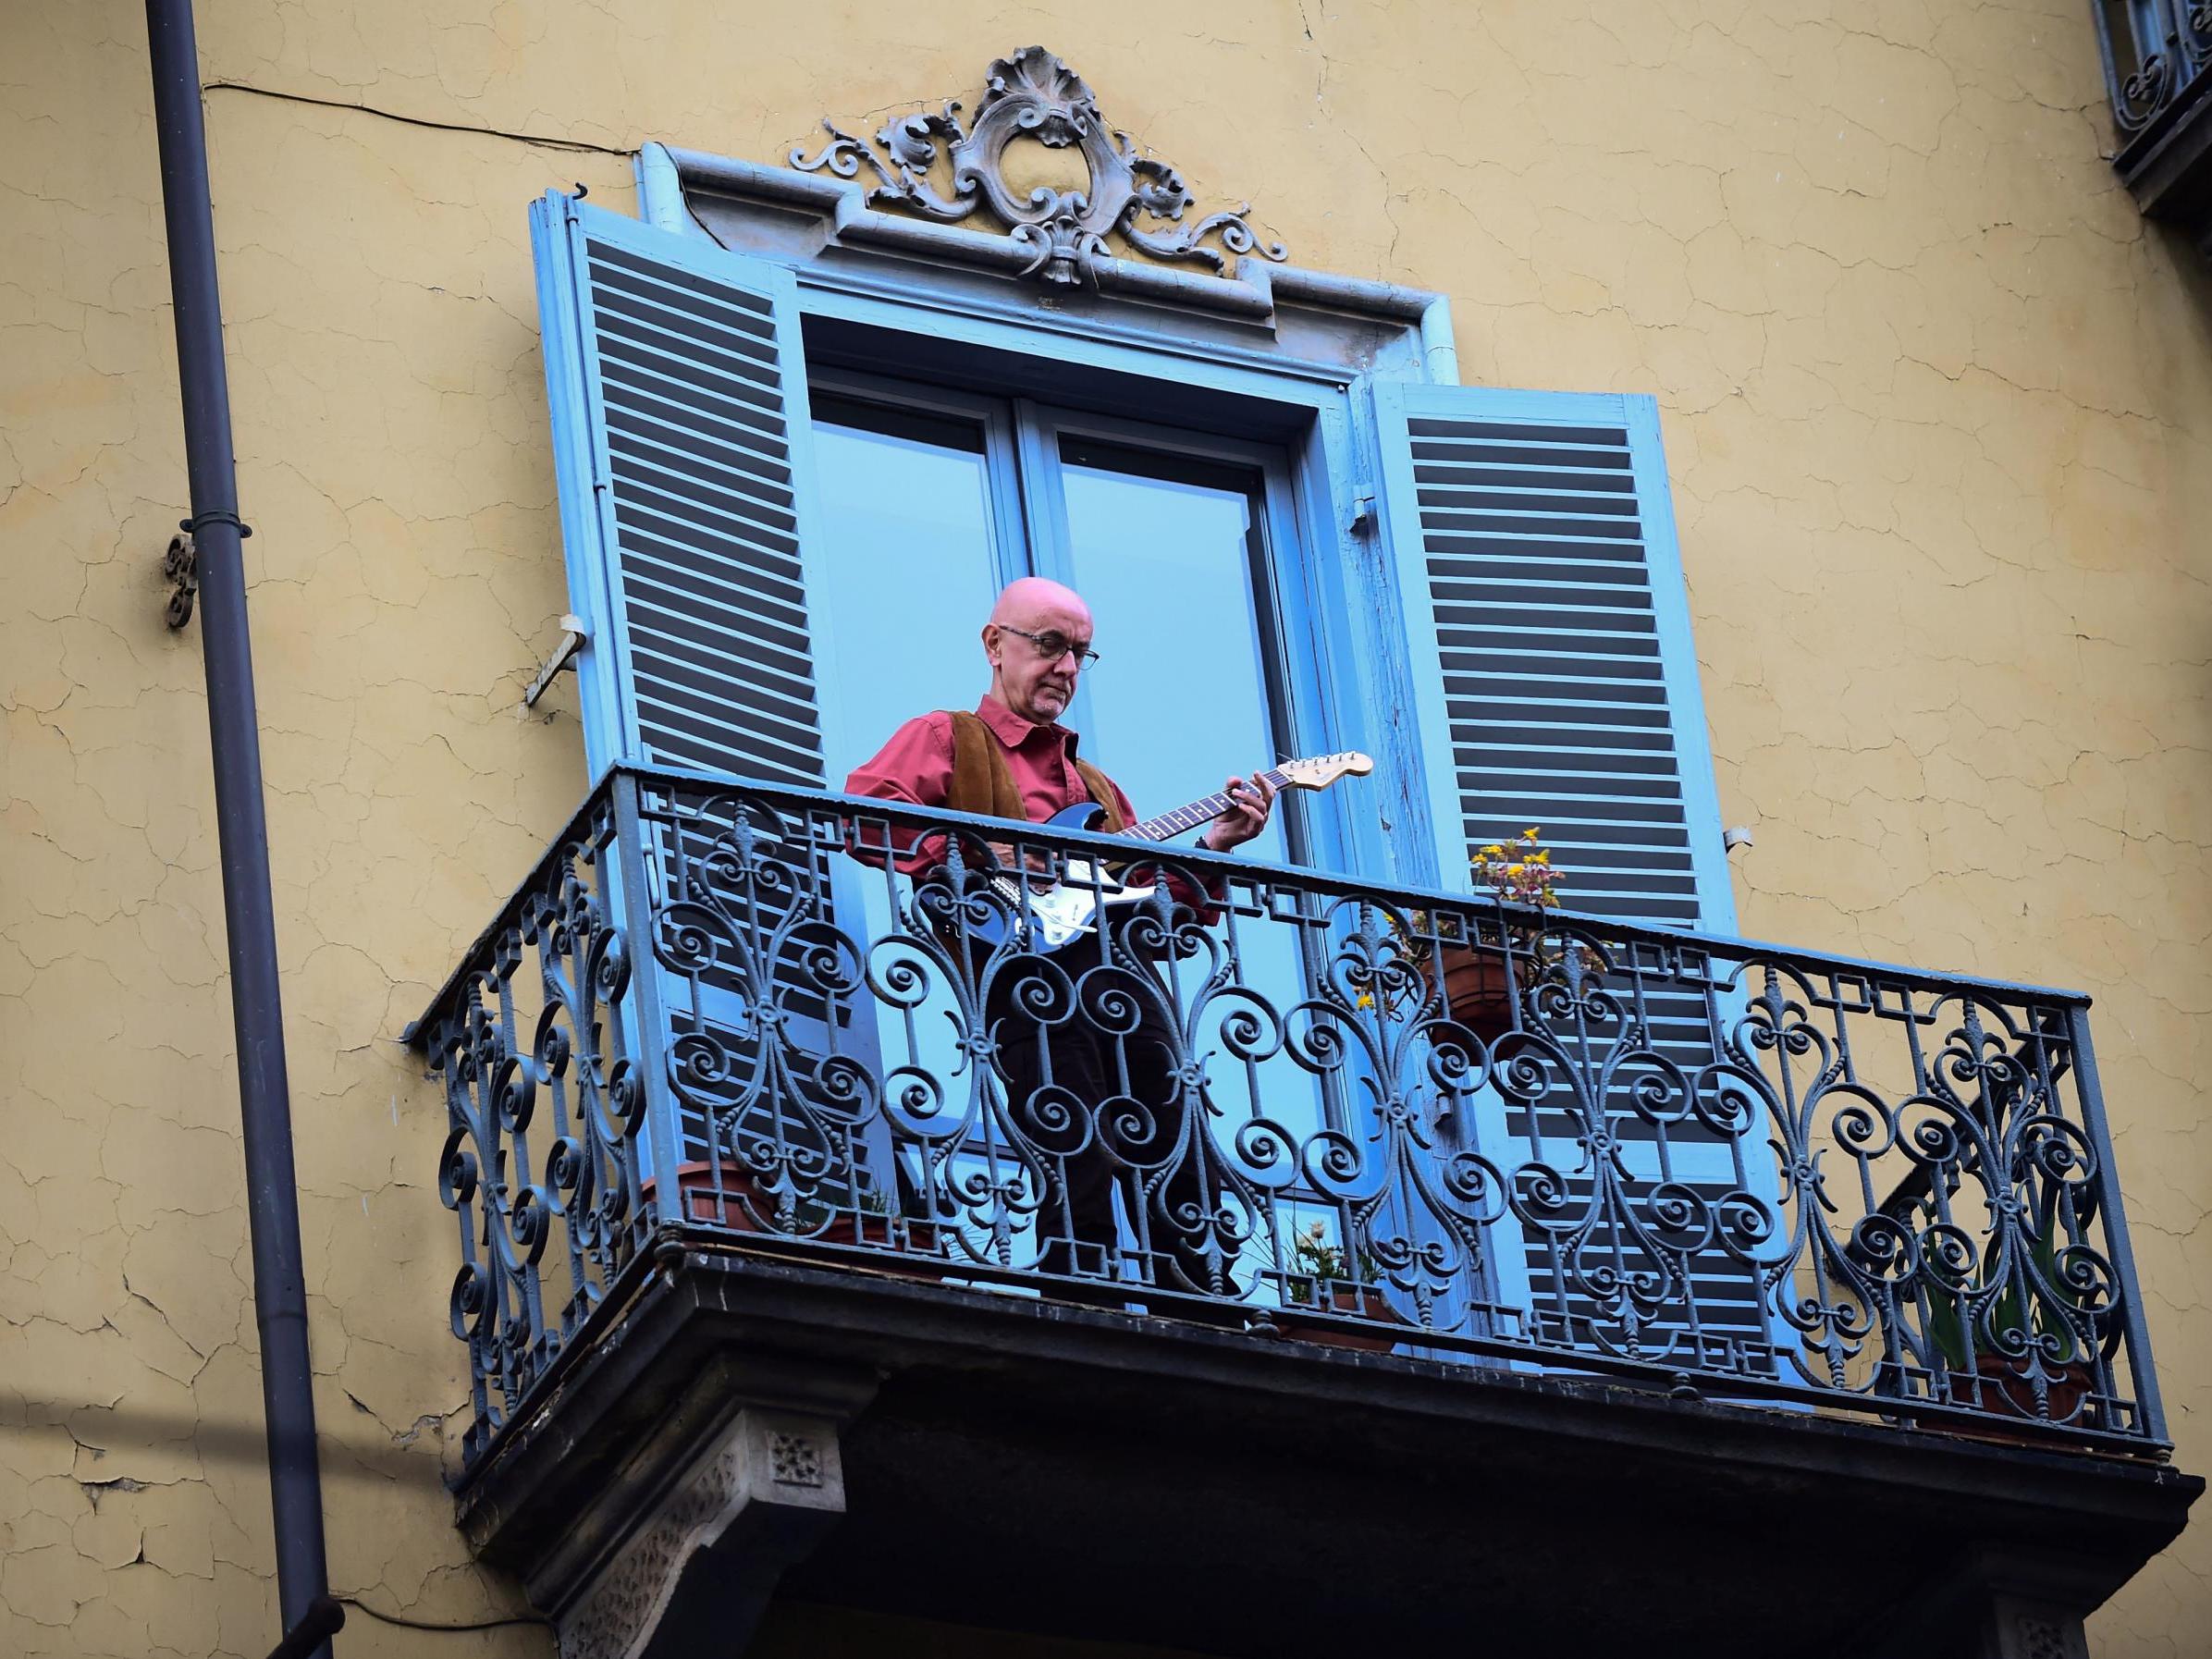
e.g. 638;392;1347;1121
412;766;2169;1468
2095;0;2212;150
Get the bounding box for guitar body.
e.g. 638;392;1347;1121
966;802;1156;954
939;753;1372;957
1043;801;1112;835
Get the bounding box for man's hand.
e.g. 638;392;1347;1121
1201;772;1276;854
983;839;1056;879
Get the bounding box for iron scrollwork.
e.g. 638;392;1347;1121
2097;0;2212;139
791;44;1288;289
417;766;2165;1470
420;796;652;1462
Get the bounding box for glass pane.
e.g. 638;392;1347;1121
1055;440;1291;861
812;393;1006;1256
1056;437;1329;1303
812;394;1002;780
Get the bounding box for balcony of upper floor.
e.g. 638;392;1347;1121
406;765;2197;1659
2095;1;2212;247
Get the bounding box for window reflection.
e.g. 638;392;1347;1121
811;393;1002;782
1056;436;1330;1198
1056;437;1292;866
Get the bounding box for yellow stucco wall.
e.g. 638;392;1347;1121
3;1;2206;1653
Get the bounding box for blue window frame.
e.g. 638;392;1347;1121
805;377;1023;775
532;190;1412;885
796;371;1329;874
799;375;1343;1210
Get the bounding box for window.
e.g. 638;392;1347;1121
804;380;1337;1198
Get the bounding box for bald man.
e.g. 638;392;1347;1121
844;577;1276;1295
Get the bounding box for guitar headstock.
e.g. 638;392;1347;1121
1276;751;1375;792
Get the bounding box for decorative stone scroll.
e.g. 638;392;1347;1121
558;1409;845;1659
790;44;1287;289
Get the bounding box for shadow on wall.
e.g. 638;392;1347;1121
2152;219;2212;337
1;1394;461;1491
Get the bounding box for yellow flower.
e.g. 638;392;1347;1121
1506;863;1525;876
1531;850;1550;864
1355;992;1374;1010
1481;843;1504;857
1524;826;1542;840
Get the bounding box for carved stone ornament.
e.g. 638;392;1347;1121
556;1409;845;1659
559;1438;746;1659
791;44;1288;289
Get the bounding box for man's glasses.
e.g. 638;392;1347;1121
999;625;1101;670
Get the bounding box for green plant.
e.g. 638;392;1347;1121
1285;1219;1376;1296
1923;1198;2085;1372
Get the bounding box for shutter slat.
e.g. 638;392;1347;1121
537;198;829;786
1380;384;1762;1355
600;357;791;445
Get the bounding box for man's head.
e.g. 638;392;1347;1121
983;576;1094;726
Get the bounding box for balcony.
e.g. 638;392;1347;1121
2095;1;2212;244
409;767;2194;1658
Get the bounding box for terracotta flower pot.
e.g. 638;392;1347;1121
1968;1352;2095;1427
1925;1354;2098;1444
645;1161;960;1281
1274;1281;1409;1352
819;1207;944;1257
635;1160;768;1232
1436;945;1516;1043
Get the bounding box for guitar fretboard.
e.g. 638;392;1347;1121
1124;768;1292;843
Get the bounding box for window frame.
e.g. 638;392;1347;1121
799;366;1350;871
805;368;1031;598
783;279;1426;886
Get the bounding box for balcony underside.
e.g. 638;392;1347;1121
459;1244;2198;1659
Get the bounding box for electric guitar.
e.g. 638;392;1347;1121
965;752;1374;952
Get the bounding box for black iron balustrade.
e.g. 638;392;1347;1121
2097;1;2212;142
2094;1;2212;239
411;765;2169;1469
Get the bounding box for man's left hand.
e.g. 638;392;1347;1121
1202;772;1276;853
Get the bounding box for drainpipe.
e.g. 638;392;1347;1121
141;4;338;1655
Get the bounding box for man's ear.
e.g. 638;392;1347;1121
980;622;1001;664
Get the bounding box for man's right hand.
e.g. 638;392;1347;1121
983;840;1055;879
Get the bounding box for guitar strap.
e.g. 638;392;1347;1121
941;710;1127;834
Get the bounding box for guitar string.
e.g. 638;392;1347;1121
1125;766;1295;843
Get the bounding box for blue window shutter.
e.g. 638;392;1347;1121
1370;383;1733;932
1371;382;1773;1367
529;192;836;786
531;196;867;1179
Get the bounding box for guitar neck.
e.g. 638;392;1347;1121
1124;768;1291;843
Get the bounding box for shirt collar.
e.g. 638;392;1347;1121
977;693;1076;753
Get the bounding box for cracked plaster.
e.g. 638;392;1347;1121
4;0;2212;1654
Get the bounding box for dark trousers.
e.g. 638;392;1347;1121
981;928;1223;1292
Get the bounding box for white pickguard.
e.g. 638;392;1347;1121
988;857;1157;952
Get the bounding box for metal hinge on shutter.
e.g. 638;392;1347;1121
1346;488;1377;537
1346;443;1378;537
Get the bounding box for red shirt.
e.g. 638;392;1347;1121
843;694;1139;839
842;695;1218;913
